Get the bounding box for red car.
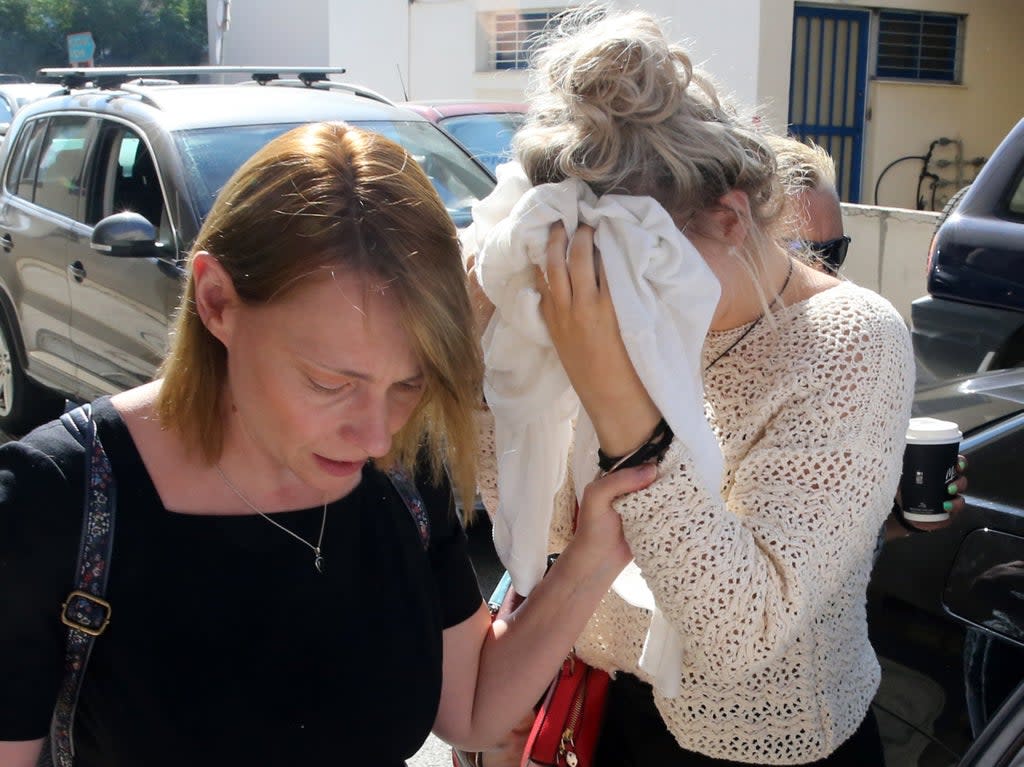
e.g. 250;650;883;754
402;100;526;176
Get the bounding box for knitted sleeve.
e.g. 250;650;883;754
614;298;914;677
475;410;578;554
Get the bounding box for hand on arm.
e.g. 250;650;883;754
432;463;655;750
536;222;661;457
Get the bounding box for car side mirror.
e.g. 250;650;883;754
91;211;158;258
0;122;9;138
943;528;1024;648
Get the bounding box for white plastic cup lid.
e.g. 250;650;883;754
905;416;962;445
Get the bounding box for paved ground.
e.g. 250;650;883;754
409;732;455;767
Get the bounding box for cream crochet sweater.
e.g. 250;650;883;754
477;281;915;765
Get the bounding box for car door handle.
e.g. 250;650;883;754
69;261;87;282
0;233;11;252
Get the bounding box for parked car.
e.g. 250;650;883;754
401;100;526;176
0;82;65;138
868;367;1024;764
0;66;496;435
912;117;1024;385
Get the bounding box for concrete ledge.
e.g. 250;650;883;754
839;203;941;323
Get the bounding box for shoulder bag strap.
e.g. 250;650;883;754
45;404;117;767
386;465;430;550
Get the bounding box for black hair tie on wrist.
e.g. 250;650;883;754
597;418;674;474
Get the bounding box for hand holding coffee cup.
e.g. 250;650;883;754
900;417;962;523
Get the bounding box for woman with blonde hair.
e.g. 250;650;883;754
467;6;913;765
0;121;654;766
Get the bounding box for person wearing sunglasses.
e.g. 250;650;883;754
770;133;968;533
768;135;852;275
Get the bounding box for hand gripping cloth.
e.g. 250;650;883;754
462;162;724;696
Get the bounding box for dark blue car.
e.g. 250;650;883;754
912;117;1024;384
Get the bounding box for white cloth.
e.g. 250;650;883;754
462;162;724;696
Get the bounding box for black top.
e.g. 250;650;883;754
0;398;482;765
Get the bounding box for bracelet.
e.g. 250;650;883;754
597;418;674;474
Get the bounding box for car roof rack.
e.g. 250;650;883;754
251;78;395;106
37;66;348;90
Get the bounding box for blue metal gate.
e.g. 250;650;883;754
788;5;870;202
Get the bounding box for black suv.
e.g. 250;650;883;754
912;117;1024;384
0;67;496;434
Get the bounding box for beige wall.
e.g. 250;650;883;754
808;0;1024;211
840;203;939;323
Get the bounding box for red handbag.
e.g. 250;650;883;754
523;503;611;767
452;568;611;767
521;652;610;767
455;498;612;767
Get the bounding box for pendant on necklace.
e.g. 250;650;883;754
314;552;325;575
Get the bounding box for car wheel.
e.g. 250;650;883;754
932;184;971;237
0;315;65;436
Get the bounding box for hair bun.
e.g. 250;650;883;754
548;11;691;128
515;4;782;230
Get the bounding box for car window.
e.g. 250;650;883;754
6;117;47;200
369;120;495;226
175;120;495;228
1009;172;1024;218
89;123;168;234
84;122;174;257
33;116;92;220
438;113;525;175
0;97;13;124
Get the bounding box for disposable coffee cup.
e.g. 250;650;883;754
900;417;962;522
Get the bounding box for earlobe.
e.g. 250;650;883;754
192;251;237;343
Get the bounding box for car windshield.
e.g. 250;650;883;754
175;120;495;227
439;113;524;176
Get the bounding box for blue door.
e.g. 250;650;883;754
788;4;870;202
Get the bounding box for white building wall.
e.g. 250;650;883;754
410;0;788;115
207;0;331;76
212;0;1021;214
328;0;409;97
409;1;481;100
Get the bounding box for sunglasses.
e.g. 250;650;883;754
803;235;851;275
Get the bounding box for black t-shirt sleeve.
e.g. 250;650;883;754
0;422;85;740
416;473;483;629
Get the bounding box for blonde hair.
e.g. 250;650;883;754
157;122;482;516
768;135;837;196
516;6;783;228
514;5;787;309
765;134;842;269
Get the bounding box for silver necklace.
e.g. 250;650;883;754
704;259;794;373
215;464;329;574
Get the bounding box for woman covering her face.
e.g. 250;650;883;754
0;121;655;767
466;6;914;765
